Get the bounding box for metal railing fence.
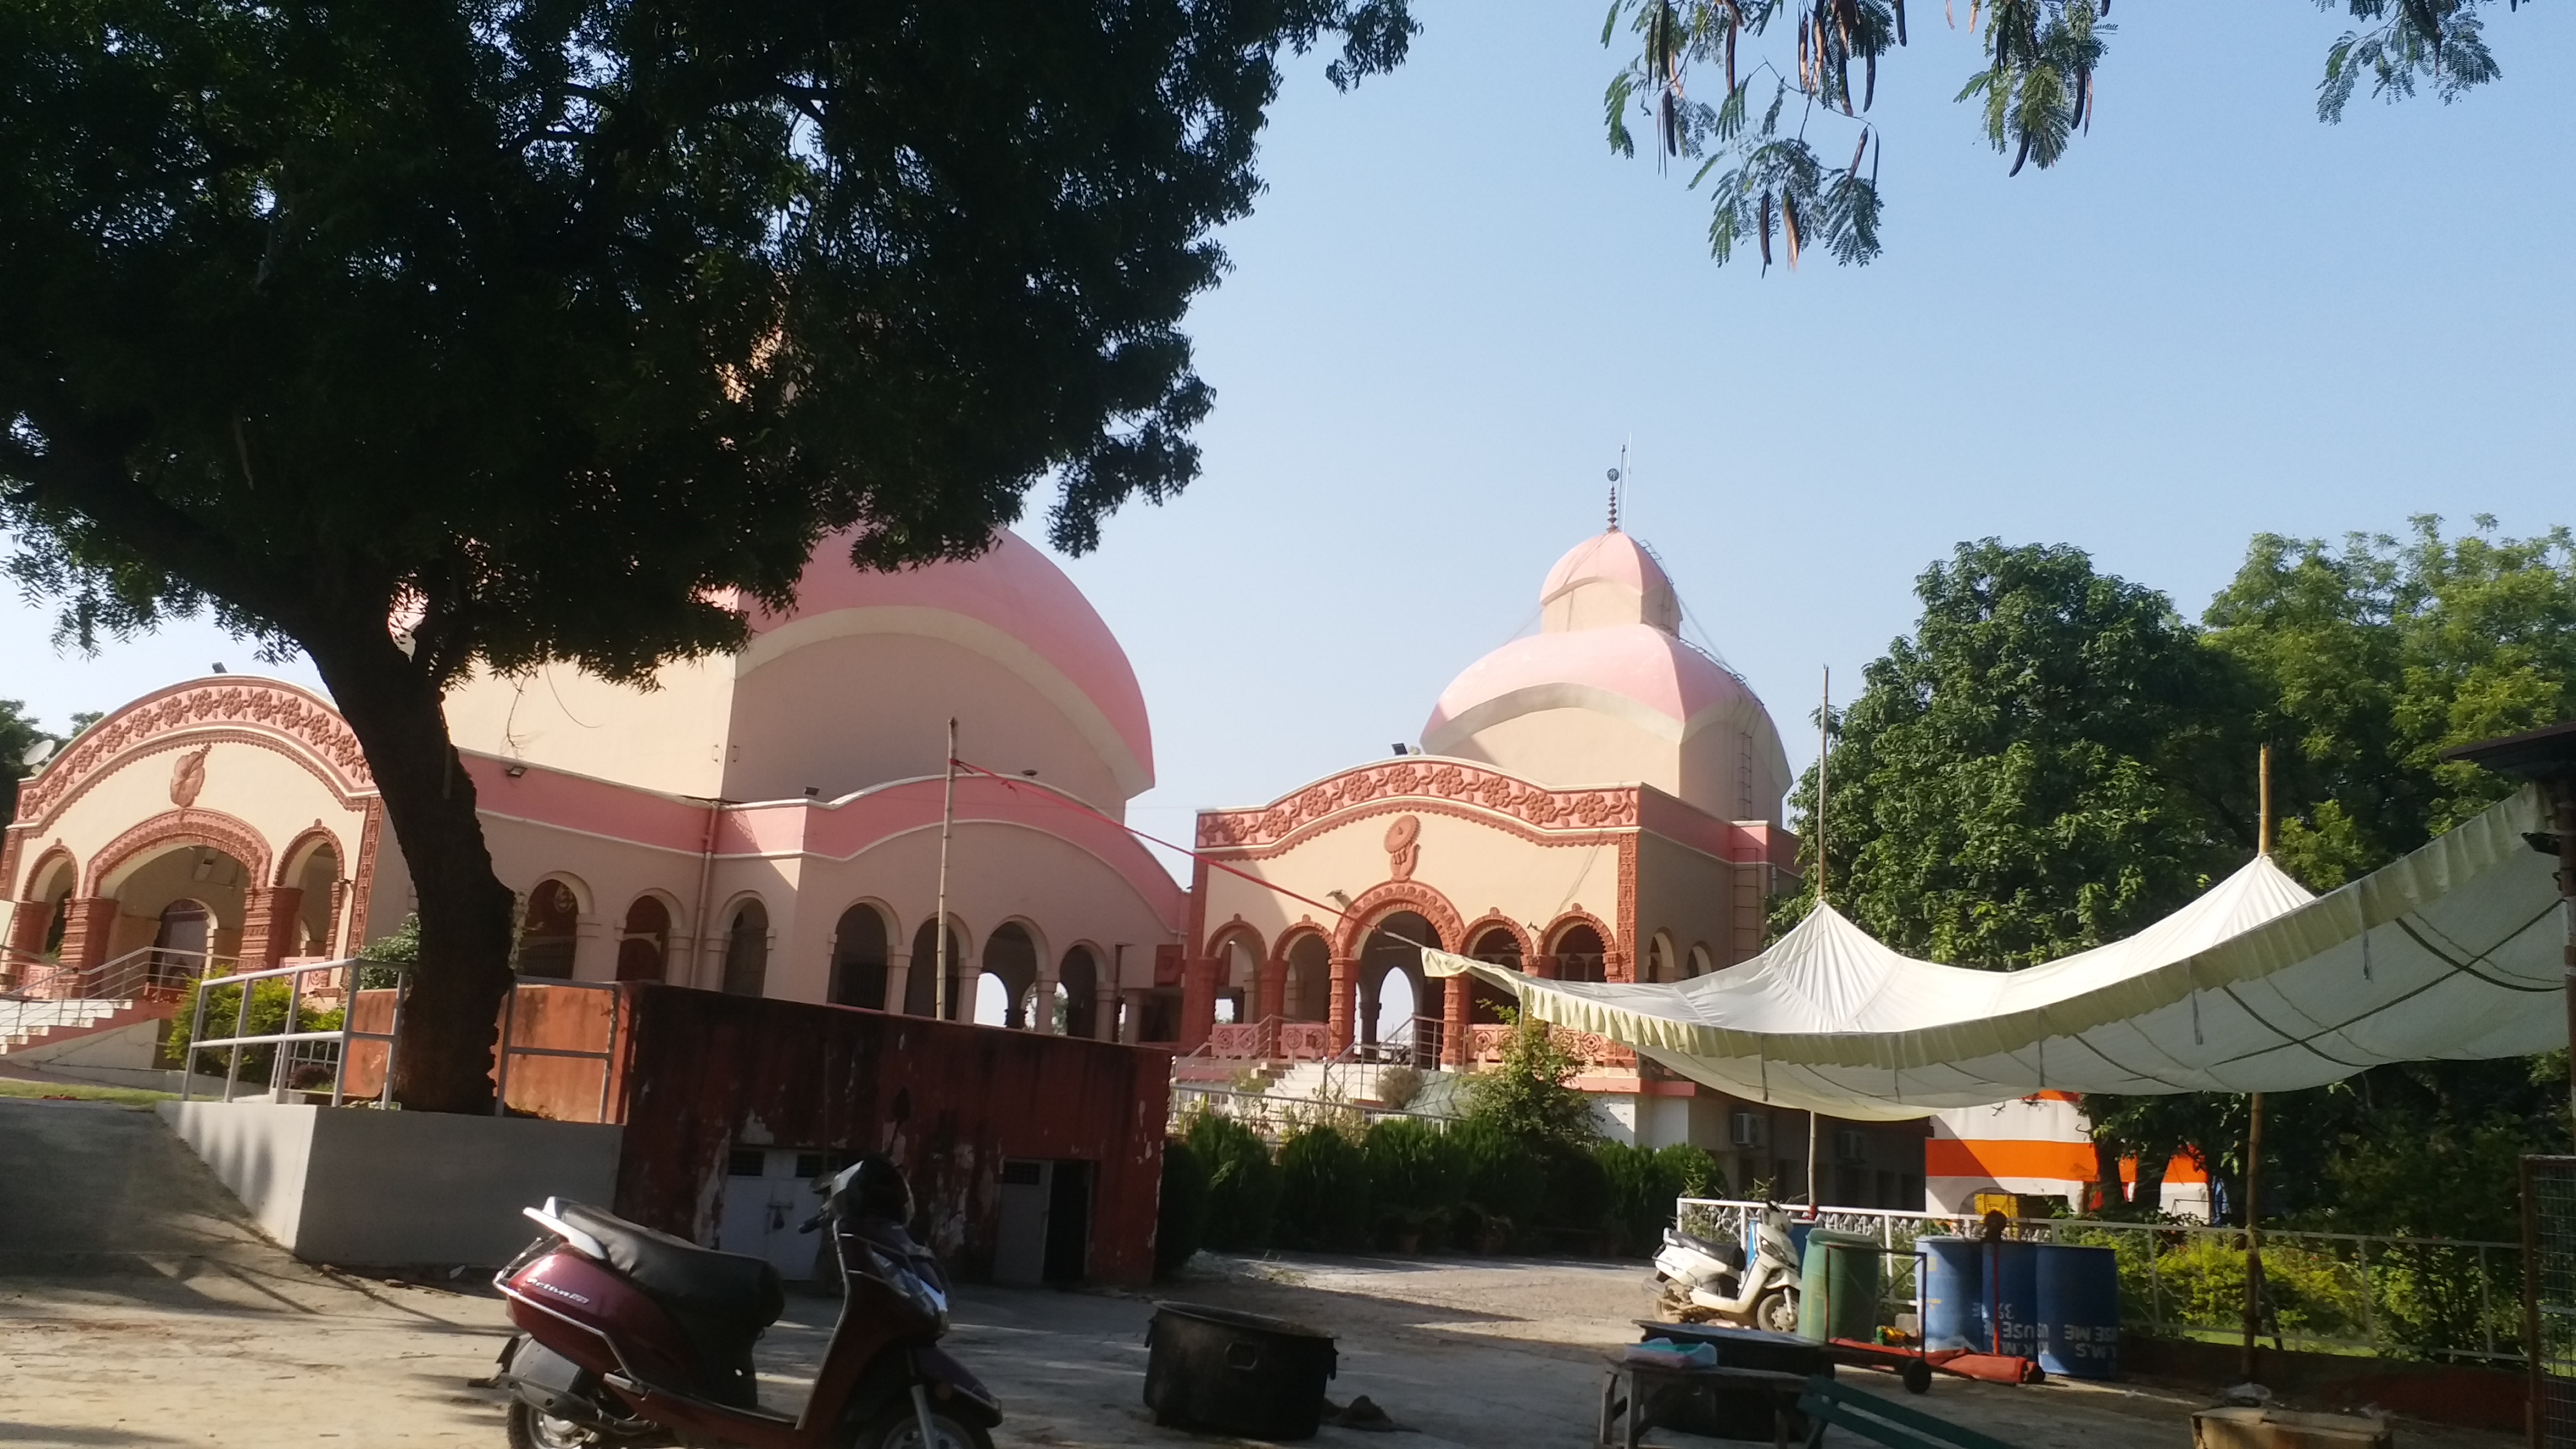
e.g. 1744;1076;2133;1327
3;943;228;1006
178;956;399;1107
491;974;620;1123
1677;1196;2526;1367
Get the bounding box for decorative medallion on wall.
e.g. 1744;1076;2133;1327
169;745;212;808
1385;814;1420;882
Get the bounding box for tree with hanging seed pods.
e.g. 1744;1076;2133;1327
1601;0;2536;269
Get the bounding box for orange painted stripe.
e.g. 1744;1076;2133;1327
1926;1139;2099;1180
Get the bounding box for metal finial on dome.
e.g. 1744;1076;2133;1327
1607;483;1620;532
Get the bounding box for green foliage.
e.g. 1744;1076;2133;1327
1447;1116;1546;1241
354;913;420;990
0;698;61;819
1596;1142;1726;1256
1775;538;2243;967
1275;1125;1373;1251
1538;1140;1614;1239
1155;1138;1211;1280
169;977;344;1084
1462;1013;1600;1151
1362;1116;1464;1213
1185;1110;1279;1253
1597;0;2524;268
0;0;1413;1108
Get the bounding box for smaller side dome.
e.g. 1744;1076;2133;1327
1540;531;1681;634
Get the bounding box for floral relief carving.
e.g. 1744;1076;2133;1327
1197;760;1637;850
18;682;372;821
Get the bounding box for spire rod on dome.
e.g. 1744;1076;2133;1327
1606;441;1627;532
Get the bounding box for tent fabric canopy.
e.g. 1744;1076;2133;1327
1424;785;2564;1121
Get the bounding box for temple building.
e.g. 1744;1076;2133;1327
1;529;1185;1039
1176;526;1924;1187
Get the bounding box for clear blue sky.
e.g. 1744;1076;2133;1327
7;0;2573;891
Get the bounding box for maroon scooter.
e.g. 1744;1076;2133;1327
491;1158;1000;1449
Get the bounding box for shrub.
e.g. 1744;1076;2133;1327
1654;1143;1725;1201
1363;1117;1462;1213
1448;1116;1545;1240
1156;1139;1211;1279
1276;1125;1373;1251
168;977;344;1084
1461;1012;1597;1151
354;913;419;990
1537;1140;1612;1244
1595;1142;1667;1257
1185;1110;1278;1252
1371;1064;1424;1110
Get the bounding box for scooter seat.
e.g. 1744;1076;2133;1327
1672;1231;1745;1269
557;1202;785;1328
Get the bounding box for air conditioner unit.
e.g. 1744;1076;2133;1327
1835;1129;1868;1164
1729;1111;1767;1149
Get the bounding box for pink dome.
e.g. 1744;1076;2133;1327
1540;530;1673;607
751;528;1153;782
1423;624;1753;738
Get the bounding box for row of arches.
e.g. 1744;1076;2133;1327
506;874;1116;1038
10;825;349;982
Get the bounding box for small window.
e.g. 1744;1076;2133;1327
1835;1129;1868;1164
1001;1161;1044;1187
794;1152;827;1180
727;1148;766;1177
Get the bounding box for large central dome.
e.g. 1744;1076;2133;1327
1422;529;1791;823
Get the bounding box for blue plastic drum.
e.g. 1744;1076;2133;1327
1989;1240;2039;1361
2034;1244;2120;1379
1917;1237;1984;1351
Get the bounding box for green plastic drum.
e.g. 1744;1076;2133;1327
1796;1229;1887;1343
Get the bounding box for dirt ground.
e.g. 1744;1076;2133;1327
0;1097;2528;1448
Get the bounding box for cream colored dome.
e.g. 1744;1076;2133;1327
1421;529;1791;823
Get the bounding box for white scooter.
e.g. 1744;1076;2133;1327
1651;1204;1803;1334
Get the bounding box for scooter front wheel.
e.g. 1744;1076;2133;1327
846;1405;995;1449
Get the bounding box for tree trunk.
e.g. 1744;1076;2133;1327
2090;1137;2127;1213
2129;1149;2169;1218
306;629;516;1114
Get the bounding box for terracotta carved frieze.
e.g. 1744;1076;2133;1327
1197;760;1637;850
17;681;372;821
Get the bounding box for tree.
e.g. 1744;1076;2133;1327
0;700;59;820
1463;1010;1602;1149
1774;538;2250;967
1596;1;2531;269
2206;515;2576;888
1;0;1413;1111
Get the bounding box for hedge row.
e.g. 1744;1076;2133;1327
1155;1111;1723;1276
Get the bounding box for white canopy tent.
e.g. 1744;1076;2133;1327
1426;786;2565;1121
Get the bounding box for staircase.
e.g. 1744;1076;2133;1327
0;945;222;1064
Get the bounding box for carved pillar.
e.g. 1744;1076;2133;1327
55;897;117;991
1178;956;1218;1051
3;901;46;988
238;886;304;971
1527;952;1560;981
1094;981;1118;1041
1442;974;1470;1069
883;953;912;1017
1255;955;1287;1026
1604;949;1633;984
1327;954;1356;1055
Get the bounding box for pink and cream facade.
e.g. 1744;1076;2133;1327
1183;530;1807;1148
2;530;1184;1038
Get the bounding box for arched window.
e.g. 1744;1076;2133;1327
1647;934;1675;984
1554;924;1607;983
516;880;579;979
618;896;672;982
831;904;890;1008
151;899;211;986
721;899;769;996
291;842;341;956
1285;934;1332;1022
905;919;965;1020
1689;942;1714;978
1060;947;1100;1038
1469;927;1523;967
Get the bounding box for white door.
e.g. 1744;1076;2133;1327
716;1148;826;1280
993;1159;1051;1285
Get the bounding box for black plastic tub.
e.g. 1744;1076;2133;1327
1143;1302;1338;1439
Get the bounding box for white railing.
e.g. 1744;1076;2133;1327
1676;1196;2526;1367
178;956;399;1107
3;943;228;1007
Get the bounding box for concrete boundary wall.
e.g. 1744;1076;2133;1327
159;1101;621;1266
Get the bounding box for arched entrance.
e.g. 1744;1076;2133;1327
106;844;252;983
1059;946;1100;1039
1357;910;1442;1059
516;880;579;979
721;899;769;996
905;919;965;1020
618;896;673;982
1554;924;1608;983
283;839;343;957
1463;925;1522;1025
1283;934;1331;1022
149;900;212;989
830;903;889;1008
984;922;1038;1029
